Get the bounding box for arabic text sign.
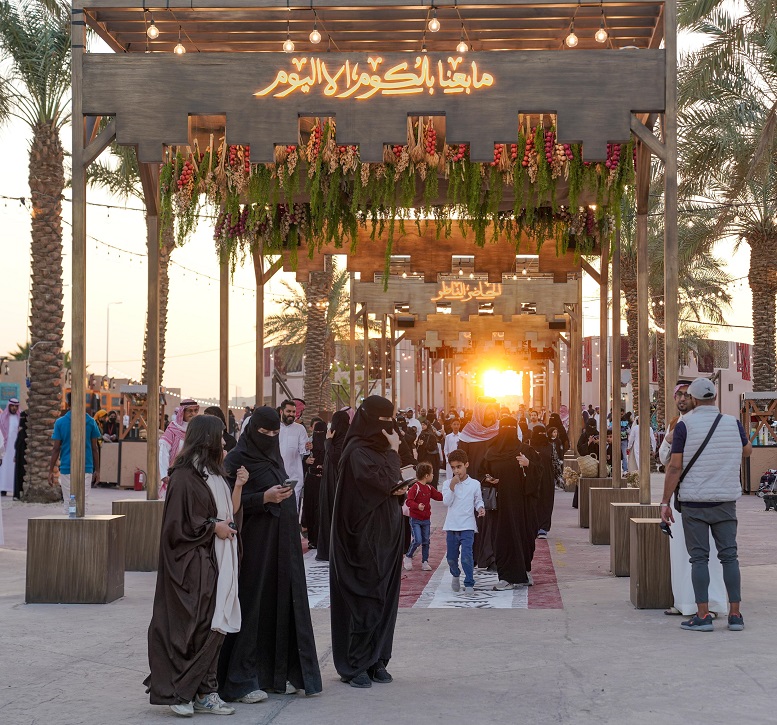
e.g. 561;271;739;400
432;280;503;303
254;55;494;100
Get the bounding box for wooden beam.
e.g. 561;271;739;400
349;272;356;410
598;239;609;476
570;277;583;445
663;0;679;430
70;7;87;517
137;161;159;217
261;257;282;286
558;332;570;348
636;140;652;505
219;258;229;421
380;314;387;397
393;331;406;348
611;226;623;488
630;116;666;162
83;118;116;168
389;316;397;409
580;258;601;285
145;210;160;500
252;247;265;406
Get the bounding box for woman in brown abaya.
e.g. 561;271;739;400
145;415;245;718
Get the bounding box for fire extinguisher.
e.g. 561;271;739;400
134;469;147;491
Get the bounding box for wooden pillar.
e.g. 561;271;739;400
219;258;229;422
349;273;356;409
380;314;387;397
664;0;679;428
569;278;583;445
611;227;623;487
430;357;436;411
442;358;449;413
70;9;87;517
415;342;422;408
636;142;653;505
554;344;562;412
252;248;265;407
144;204;160;500
389;317;397;408
598;239;609;476
452;361;458;410
363;309;370;398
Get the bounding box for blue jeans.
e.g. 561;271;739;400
620;441;628;473
406;518;431;561
446;530;475;587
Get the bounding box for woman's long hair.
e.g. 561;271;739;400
172;414;227;478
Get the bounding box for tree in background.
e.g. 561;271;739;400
0;0;70;502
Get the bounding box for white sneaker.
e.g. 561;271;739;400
237;689;268;704
193;693;235;715
451;576;460;592
527;573;534;586
403;556;413;571
493;580;517;591
284;681;300;695
421;561;432;571
463;586;475;594
170;702;194;717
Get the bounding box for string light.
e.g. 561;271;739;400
173;26;186;54
456;23;468;53
309;10;321;45
428;6;440;33
284;0;295;52
565;20;578;47
146;13;159;40
595;5;608;43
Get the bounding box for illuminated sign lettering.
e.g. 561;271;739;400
431;280;502;303
254;55;495;99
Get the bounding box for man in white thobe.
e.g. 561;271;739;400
0;398;21;496
279;399;310;509
627;416;657;472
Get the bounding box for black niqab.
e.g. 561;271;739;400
486;418;523;462
329;396;403;680
341;395;395;455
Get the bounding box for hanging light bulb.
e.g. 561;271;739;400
512;273;517;280
428;7;440;33
458;267;463;276
456;25;468;53
522;267;527;275
283;19;294;52
173;26;186;55
146;15;159;40
595;12;608;43
309;19;321;44
565;20;579;48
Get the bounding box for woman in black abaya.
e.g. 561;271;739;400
330;395;406;689
218;407;322;703
301;419;327;549
484;417;540;589
531;424;556;539
315;410;350;562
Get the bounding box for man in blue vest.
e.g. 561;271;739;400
660;377;752;632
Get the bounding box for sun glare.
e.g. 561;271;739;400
482;369;523;399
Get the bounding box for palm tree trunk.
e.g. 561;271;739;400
303;256;333;423
142;222;175;385
621;256;640;415
653;303;666;428
23;123;65;503
748;236;777;392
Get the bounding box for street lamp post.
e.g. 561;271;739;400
106;301;123;377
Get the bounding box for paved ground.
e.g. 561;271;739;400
1;478;775;725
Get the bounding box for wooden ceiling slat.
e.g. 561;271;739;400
86;2;662;53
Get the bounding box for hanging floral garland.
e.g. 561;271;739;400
159;114;636;273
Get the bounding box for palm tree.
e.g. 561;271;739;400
8;341;71;369
87;144;178;386
678;0;777;391
0;0;70;502
264;260;379;421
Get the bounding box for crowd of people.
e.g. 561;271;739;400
0;379;750;713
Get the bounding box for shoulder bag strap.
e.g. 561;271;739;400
679;413;723;483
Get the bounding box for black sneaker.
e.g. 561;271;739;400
680;614;714;632
727;613;744;631
348;672;372;689
368;663;393;684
